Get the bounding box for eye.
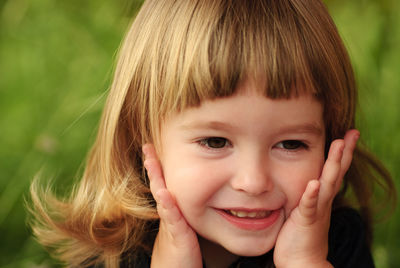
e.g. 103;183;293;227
199;137;230;149
276;140;308;151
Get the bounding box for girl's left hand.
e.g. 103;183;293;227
273;129;360;268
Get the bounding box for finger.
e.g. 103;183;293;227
156;189;181;222
142;143;158;161
339;129;360;181
318;139;344;206
156;189;195;244
297;180;320;225
145;157;166;194
143;144;167;202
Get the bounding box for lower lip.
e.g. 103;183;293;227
216;209;281;231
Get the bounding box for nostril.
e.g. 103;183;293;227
230;155;273;195
230;176;273;196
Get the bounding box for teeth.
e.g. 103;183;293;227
248;212;257;217
228;210;272;218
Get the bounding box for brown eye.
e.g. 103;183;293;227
201;137;228;149
278;140;307;150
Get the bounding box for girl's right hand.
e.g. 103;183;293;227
142;144;203;268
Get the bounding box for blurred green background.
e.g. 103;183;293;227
0;0;398;267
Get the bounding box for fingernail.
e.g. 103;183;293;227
354;132;360;142
337;141;345;154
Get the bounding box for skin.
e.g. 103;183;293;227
142;78;360;268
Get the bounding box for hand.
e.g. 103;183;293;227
142;144;203;268
273;130;360;268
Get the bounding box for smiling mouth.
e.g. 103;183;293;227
217;208;281;230
225;210;273;219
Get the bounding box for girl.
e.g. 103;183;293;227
30;0;396;267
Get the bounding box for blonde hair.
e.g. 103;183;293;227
29;0;396;267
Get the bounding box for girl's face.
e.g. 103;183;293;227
158;78;326;257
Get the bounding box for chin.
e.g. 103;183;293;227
223;239;275;257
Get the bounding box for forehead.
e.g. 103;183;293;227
163;86;324;138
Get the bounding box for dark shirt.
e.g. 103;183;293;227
120;207;374;268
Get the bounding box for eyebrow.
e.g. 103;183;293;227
179;121;324;136
275;123;324;136
179;121;238;132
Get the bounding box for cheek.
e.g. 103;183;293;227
162;158;229;212
275;158;324;212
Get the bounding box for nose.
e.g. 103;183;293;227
230;151;274;196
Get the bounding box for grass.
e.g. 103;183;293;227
0;0;399;267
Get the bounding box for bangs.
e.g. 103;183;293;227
154;0;329;116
